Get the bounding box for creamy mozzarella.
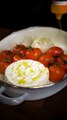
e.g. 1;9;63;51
31;37;53;53
5;60;50;88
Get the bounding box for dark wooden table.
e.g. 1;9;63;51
0;28;67;120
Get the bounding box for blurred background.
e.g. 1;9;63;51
0;0;67;31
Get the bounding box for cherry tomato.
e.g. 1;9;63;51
60;64;67;74
1;50;12;54
25;48;42;60
56;58;64;65
25;49;32;59
12;53;26;62
38;53;54;67
47;46;64;57
0;61;10;74
12;44;26;53
61;54;67;64
49;65;65;82
0;50;12;63
18;50;26;56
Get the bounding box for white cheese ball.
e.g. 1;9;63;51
5;60;50;88
31;37;53;53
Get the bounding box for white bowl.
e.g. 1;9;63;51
0;26;67;105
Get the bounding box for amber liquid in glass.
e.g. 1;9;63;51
51;1;67;29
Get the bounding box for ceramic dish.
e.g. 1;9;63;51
0;27;67;105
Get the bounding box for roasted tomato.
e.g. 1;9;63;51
47;46;64;57
0;61;10;74
56;54;67;73
12;44;26;53
49;65;65;82
61;54;67;64
12;53;26;62
60;64;67;74
38;53;54;67
18;50;26;56
0;50;12;63
25;48;42;60
56;57;64;64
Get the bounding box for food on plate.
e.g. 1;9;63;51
49;65;65;82
0;50;12;63
0;61;10;74
0;36;67;87
5;60;49;88
46;46;64;57
56;54;67;73
12;53;26;62
25;47;42;60
12;44;26;53
31;37;53;53
60;64;67;74
38;53;54;67
60;54;67;63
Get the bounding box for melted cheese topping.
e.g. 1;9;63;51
5;60;50;88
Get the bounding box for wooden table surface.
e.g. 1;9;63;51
0;28;67;120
